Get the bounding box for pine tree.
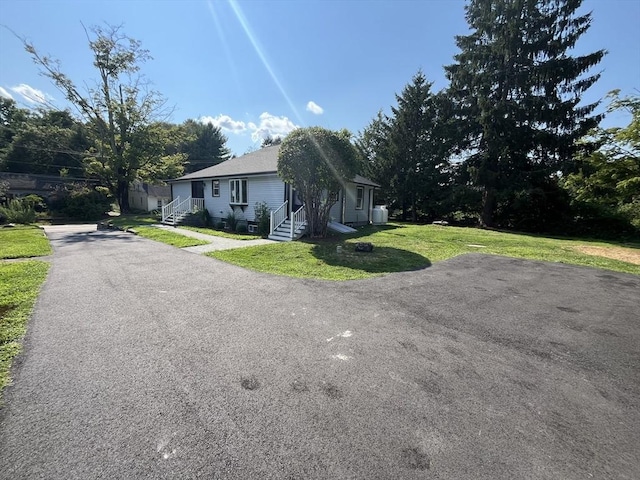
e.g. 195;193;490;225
445;0;605;228
357;71;451;221
181;120;231;173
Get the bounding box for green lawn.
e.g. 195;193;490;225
0;261;50;400
209;223;640;280
0;225;52;259
181;226;261;240
108;215;208;248
130;226;209;248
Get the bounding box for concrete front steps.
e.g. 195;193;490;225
268;220;307;242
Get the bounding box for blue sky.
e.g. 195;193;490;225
1;0;639;157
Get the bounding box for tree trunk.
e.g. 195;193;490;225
480;187;495;228
411;193;417;222
117;179;130;213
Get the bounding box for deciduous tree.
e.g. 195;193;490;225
22;24;171;212
278;127;358;238
563;91;640;232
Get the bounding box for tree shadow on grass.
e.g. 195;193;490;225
311;243;431;275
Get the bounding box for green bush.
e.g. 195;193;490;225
235;223;248;234
254;201;271;238
0;198;37;224
225;210;238;231
49;184;112;220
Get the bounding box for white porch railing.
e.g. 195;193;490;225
161;196;204;225
291;205;306;239
192;197;204;211
270;200;288;236
162;196;180;223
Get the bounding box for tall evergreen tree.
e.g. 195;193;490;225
356;110;392;204
445;0;605;228
181;120;230;173
357;71;452;221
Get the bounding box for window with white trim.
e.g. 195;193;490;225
212;179;220;197
356;186;364;210
229;179;248;205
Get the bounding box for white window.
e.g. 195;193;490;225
356;186;364;210
212;179;220;197
229;179;248;205
157;199;163;208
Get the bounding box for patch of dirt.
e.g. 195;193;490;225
573;245;640;265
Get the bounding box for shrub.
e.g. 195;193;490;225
215;221;225;230
225;210;238;231
254;201;271;238
0;197;37;224
49;183;112;220
235;223;248;233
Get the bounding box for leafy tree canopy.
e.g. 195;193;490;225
21;24;173;212
563;91;640;232
278;127;358;238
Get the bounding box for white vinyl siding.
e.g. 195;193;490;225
332;183;374;225
200;174;285;222
171;182;191;203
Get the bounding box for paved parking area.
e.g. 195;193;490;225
1;226;638;479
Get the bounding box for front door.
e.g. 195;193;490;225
285;184;303;216
191;181;204;198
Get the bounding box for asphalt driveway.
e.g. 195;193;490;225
1;226;638;479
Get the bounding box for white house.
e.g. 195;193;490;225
128;181;171;212
166;145;379;240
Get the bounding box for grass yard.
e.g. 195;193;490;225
130;226;209;248
0;261;50;399
209;223;640;280
108;215;208;248
0;225;52;259
181;226;261;240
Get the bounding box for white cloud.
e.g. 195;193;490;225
198;112;299;143
0;87;13;100
11;84;51;104
306;100;323;115
249;112;299;142
199;114;247;134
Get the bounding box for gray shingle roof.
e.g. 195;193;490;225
173;146;280;181
170;144;380;187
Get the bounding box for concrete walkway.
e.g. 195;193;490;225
153;224;276;253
